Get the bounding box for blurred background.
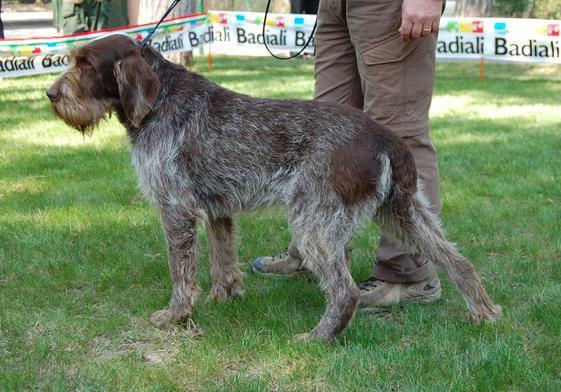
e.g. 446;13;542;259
1;0;560;39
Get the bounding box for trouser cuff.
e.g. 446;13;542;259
372;259;436;284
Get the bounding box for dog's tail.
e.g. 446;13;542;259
386;141;418;198
376;184;502;323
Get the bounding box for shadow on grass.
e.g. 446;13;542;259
436;79;561;106
0;104;55;131
0;95;51;106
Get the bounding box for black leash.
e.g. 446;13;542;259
262;0;317;60
141;0;183;51
140;0;317;59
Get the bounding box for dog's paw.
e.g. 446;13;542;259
468;303;502;324
149;309;189;330
229;281;245;299
293;331;334;342
149;309;175;330
210;282;245;302
293;332;312;341
209;286;229;302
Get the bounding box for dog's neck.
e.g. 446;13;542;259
140;45;199;86
139;45;168;77
115;45;210;141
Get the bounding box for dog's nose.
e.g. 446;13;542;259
46;87;59;102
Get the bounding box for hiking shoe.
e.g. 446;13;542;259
251;251;305;276
359;276;441;311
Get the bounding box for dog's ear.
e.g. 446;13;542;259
114;51;160;128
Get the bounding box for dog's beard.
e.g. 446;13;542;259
51;98;111;135
50;70;112;135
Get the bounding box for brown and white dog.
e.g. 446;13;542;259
47;35;501;341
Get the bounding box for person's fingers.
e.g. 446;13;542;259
421;23;432;37
400;19;413;41
431;19;440;33
411;19;424;39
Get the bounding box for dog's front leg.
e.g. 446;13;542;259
207;216;244;302
150;207;200;330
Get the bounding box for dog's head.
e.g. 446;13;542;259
47;34;161;133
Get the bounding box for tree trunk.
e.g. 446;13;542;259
454;0;494;16
138;0;197;67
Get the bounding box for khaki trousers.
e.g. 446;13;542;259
313;0;441;283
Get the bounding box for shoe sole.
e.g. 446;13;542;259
360;290;442;313
250;264;305;278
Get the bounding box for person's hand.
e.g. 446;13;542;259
400;0;443;41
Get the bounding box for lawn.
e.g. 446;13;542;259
0;57;560;391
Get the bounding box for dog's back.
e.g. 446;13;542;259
134;47;419;219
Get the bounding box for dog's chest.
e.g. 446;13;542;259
128;125;301;215
130;136;189;207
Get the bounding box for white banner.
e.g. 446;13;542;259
438;17;561;63
206;10;316;54
209;13;561;63
0;13;209;78
1;12;560;78
437;18;485;60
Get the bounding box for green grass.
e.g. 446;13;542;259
1;57;560;391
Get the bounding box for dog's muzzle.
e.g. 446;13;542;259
46;86;60;103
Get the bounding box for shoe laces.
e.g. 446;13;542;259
359;277;380;289
270;252;290;262
424;280;438;291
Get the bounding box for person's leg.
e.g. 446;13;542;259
347;0;441;305
252;0;363;275
361;131;442;308
313;0;363;108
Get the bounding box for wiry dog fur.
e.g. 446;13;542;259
47;35;501;340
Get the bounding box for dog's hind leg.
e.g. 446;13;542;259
150;207;200;330
289;199;360;341
207;216;245;302
375;187;502;323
